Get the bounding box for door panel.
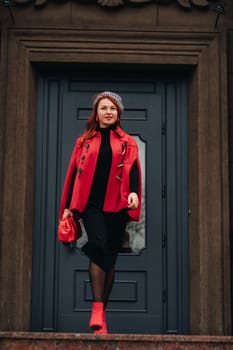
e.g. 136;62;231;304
31;70;189;334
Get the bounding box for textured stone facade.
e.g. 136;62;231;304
0;0;232;335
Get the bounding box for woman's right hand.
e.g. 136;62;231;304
62;208;73;219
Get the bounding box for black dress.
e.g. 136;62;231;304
81;126;138;272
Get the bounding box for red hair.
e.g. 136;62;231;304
80;96;122;144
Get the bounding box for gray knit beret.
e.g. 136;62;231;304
92;91;124;113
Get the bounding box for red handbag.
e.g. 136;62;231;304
58;216;81;243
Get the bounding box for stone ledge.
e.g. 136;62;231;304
1;332;233;350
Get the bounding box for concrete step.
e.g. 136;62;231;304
1;332;233;350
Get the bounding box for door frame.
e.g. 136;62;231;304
31;78;189;334
0;27;230;334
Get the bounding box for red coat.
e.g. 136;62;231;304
60;126;142;221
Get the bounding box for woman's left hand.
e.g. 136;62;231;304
128;192;139;209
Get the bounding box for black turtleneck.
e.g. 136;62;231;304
88;126;139;209
88;127;112;208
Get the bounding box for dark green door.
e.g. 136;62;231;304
31;68;189;334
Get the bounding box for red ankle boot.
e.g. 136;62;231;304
89;302;104;330
94;310;108;334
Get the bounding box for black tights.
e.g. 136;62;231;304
89;261;115;308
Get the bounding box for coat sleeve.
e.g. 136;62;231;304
59;138;81;219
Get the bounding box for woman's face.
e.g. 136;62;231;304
97;98;118;128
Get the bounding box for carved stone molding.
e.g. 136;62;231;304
0;25;230;334
14;0;214;9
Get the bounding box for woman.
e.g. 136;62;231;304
59;91;142;334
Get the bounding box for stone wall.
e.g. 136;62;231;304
0;0;232;335
0;1;224;29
